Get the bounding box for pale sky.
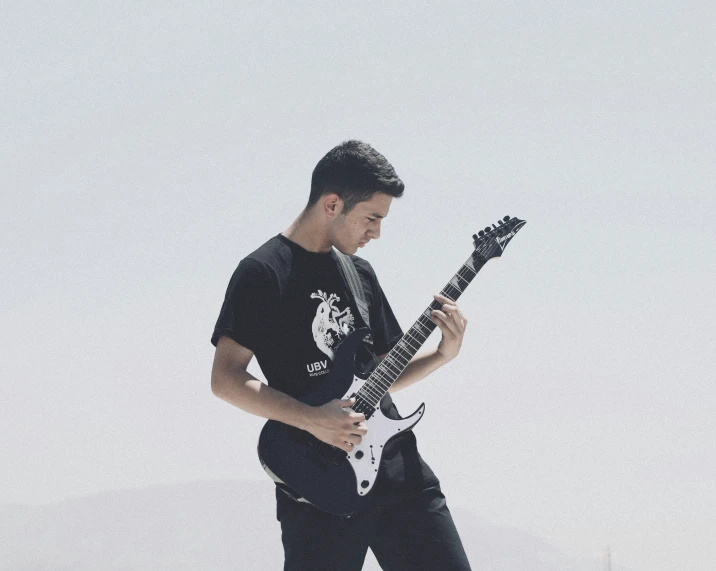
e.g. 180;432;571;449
2;2;715;570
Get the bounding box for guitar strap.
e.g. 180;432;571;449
331;249;373;348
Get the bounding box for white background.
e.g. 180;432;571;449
2;2;714;570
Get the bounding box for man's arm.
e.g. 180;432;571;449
386;293;468;393
211;336;367;453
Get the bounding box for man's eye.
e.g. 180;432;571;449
367;217;376;222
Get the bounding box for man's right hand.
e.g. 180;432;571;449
303;397;367;453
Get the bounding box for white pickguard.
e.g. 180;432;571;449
342;375;425;496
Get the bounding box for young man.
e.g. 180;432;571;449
211;140;472;570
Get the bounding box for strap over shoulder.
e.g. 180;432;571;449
331;249;372;345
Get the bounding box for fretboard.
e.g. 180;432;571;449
353;250;488;414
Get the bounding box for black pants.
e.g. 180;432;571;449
276;483;472;571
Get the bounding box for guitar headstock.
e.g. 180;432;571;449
472;215;526;261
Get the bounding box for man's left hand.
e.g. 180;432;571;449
431;293;468;363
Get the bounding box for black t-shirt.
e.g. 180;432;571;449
212;234;437;496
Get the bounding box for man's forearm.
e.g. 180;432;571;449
211;366;312;431
211;363;368;452
388;348;451;393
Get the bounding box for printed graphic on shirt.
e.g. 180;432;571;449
308;290;355;375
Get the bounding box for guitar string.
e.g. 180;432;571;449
372;226;505;391
354;237;497;408
360;273;468;401
357;225;517;407
357;259;483;403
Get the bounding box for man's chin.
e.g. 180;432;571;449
334;244;358;255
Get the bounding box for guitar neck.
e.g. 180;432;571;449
355;250;488;410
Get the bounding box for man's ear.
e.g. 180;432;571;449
322;193;343;218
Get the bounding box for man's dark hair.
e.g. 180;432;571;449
308;140;405;213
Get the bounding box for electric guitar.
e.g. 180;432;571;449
258;215;526;516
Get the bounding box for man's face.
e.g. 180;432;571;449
330;192;393;255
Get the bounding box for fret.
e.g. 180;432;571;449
387;361;405;377
396;337;419;354
439;290;456;301
368;383;388;400
373;380;393;397
372;381;391;397
381;356;405;373
374;372;393;388
449;276;463;292
380;363;401;381
373;366;395;384
367;385;388;401
390;349;412;366
395;339;412;352
406;329;427;343
360;382;382;401
380;358;402;378
391;347;412;364
375;367;395;382
414;321;432;335
364;378;385;396
417;315;437;329
393;350;410;364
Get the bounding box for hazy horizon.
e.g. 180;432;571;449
1;478;633;571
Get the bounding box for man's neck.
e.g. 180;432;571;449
282;209;333;253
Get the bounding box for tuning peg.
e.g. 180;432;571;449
503;215;510;222
498;220;504;225
484;227;491;233
478;230;485;237
472;234;479;242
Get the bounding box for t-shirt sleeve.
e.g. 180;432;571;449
211;257;277;352
365;270;403;356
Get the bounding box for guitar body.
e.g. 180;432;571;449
258;327;425;517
